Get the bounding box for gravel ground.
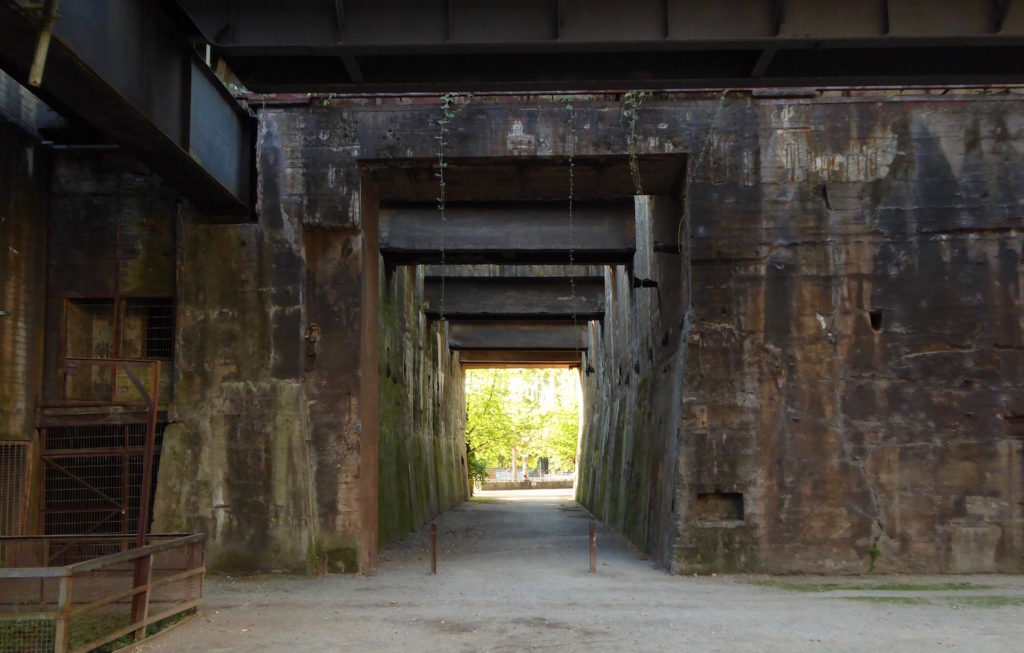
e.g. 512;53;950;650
135;489;1024;652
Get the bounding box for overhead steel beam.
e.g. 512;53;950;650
363;155;687;203
424;276;604;321
171;0;1024;91
0;0;253;215
380;201;635;266
448;321;589;351
459;349;582;368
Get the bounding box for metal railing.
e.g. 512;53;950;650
0;533;204;653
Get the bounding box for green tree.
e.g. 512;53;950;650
464;368;580;475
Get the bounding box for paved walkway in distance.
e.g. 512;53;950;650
141;488;1024;652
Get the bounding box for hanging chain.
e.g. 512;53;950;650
436;93;459;322
565;100;577;327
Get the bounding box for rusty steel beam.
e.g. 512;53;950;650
424;276;604;321
0;0;253;215
171;0;1024;91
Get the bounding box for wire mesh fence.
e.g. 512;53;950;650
0;442;30;536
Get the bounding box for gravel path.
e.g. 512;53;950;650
137;489;1024;652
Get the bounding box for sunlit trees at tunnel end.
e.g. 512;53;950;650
464;368;581;485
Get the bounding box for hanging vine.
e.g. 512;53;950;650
622;90;650;195
435;92;466;321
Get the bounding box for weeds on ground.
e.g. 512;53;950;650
752;580;990;593
946;596;1024;608
841;596;932;605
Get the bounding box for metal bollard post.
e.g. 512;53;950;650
589;520;597;573
430;523;437;575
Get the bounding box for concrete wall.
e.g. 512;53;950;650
147;91;1023;574
675;96;1024;574
577;197;688;570
0;117;47;444
43;151;178;404
0;111;48;536
378;266;467;548
155;108;468;572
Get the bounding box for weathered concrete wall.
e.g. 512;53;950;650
0;117;47;443
378;266;467;548
153;113;316;571
675;96;1024;574
153;204;314;571
577;196;688;570
153;91;1023;575
43;151;178;404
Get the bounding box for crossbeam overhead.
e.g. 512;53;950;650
459;350;582;369
171;0;1024;91
424;277;604;321
380;201;635;265
448;321;589;351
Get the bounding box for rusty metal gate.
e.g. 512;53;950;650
39;423;165;538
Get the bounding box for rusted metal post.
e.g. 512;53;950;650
132;553;154;641
135;361;161;548
54;573;72;653
430;523;437;575
131;362;160;632
589;521;596;573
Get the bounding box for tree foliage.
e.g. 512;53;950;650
465;368;580;473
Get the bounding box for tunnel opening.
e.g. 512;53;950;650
367;152;688;569
464;367;582;492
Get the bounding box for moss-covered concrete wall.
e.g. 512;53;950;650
378;266;467;548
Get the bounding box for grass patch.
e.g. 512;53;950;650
841;596;932;605
752;580;989;593
946;596;1024;608
0;619;55;651
470;496;498;503
68;608;196;652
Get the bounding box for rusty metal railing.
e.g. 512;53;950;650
0;533;204;653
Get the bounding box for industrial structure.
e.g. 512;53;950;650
1;1;1023;586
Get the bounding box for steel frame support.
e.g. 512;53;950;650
170;0;1024;91
423;276;605;321
0;0;253;216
